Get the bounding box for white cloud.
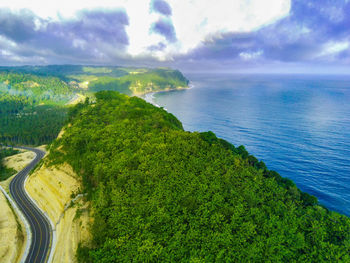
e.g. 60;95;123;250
168;0;290;52
0;0;127;19
320;41;349;57
0;0;291;60
0;35;17;47
1;49;26;62
239;50;263;61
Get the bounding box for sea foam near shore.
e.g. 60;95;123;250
143;83;194;109
143;92;160;107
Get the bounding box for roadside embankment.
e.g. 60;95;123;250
25;162;91;263
3;150;36;173
0;148;36;263
0;189;24;263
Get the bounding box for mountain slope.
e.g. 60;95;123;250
48;91;350;262
0;66;189;146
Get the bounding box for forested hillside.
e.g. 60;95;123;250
0;147;19;181
0;88;68;145
0;99;67;145
0;72;74;104
48;91;350;262
88;68;189;95
0;65;189;95
0;66;188;146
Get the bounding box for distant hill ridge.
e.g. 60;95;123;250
0;65;189;96
0;65;189;146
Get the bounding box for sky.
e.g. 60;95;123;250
0;0;349;74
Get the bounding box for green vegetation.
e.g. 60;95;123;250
0;102;67;145
0;147;19;181
88;77;132;95
0;72;74;104
0;66;188;146
0;70;75;145
0;65;127;80
88;68;189;95
47;91;350;262
0;65;189;95
0;92;68;145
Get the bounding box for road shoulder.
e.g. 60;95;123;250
0;188;25;263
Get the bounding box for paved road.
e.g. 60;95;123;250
9;147;51;263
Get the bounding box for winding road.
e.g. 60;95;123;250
9;147;51;263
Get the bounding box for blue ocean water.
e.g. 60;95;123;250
151;74;350;216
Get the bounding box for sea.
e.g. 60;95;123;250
146;73;350;216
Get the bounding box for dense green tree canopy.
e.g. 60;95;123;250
0;72;75;104
0;147;19;181
0;71;75;145
0;92;67;146
47;91;350;262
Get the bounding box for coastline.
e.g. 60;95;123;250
143;92;160;107
140;83;194;107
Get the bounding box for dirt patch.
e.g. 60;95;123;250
3;151;36;173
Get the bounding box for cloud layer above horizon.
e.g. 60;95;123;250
0;0;349;73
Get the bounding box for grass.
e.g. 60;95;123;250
0;168;17;181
